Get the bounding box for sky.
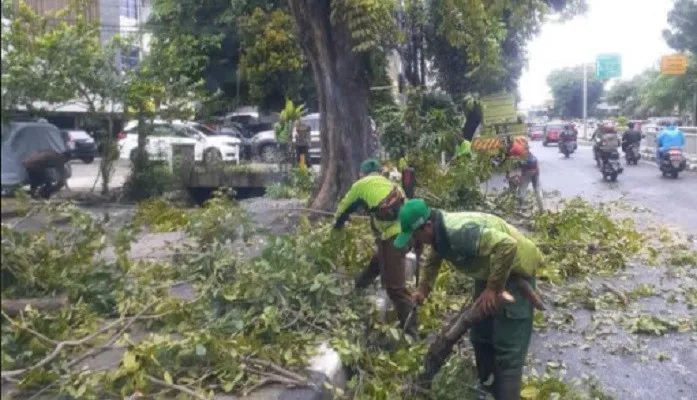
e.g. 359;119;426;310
518;0;676;110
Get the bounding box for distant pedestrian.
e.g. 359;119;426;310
22;149;70;199
295;120;311;168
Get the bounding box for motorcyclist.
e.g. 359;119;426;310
591;124;621;167
558;124;578;154
656;124;686;164
621;122;643;153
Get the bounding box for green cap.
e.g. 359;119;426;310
359;158;381;174
394;198;431;249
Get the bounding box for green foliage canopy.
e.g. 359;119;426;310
546;65;605;118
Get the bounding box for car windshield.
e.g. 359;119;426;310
547;124;565;130
191;123;220;136
64;130;92;140
303;117;320;132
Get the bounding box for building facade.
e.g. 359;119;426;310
15;0;151;69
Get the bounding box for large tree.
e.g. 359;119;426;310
547;65;604;118
290;0;587;210
662;0;697;124
148;0;316;113
663;0;697;55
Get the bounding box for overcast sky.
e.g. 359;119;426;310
519;0;676;110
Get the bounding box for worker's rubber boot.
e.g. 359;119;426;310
472;343;496;397
395;302;419;339
493;368;523;400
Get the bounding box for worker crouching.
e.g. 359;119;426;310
333;159;417;337
395;198;543;399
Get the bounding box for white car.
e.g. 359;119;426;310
118;120;241;164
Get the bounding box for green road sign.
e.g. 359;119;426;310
596;54;622;79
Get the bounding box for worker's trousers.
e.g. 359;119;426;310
517;172;544;212
470;278;534;394
354;236;416;334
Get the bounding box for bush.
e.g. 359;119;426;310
123;162;179;202
266;167;314;200
133;198;189;232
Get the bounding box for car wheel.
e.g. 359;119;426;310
260;144;279;163
204;148;222;165
671;171;679;179
81;156;95;164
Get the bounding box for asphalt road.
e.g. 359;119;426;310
67;158;129;190
524;140;697;400
529;141;697;233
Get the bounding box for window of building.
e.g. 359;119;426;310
128;48;140;67
120;0;138;19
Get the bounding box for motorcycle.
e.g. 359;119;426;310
560;140;577;158
600;150;623;182
659;147;686;179
624;143;641;165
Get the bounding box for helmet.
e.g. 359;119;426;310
601;124;616;134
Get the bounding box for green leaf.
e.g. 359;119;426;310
164;371;173;385
520;385;538;399
122;351;139;372
195;344;207;357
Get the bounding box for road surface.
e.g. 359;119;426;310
530;141;697;233
67;158;129;191
521;140;697;400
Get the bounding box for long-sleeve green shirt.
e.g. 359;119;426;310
334;174;403;239
419;210;542;296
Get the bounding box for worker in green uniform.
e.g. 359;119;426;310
334;159;417;337
394;198;543;399
456;139;472;159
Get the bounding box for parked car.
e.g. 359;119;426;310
528;124;545;141
1;121;72;196
118;120;242;164
60;130;98;164
219;110;279;135
543;122;566;146
201;122;256;161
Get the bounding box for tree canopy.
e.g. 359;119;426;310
546;65;604;118
663;0;697;55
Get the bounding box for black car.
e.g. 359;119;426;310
61;130;98;163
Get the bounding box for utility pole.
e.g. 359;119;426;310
583;62;588;139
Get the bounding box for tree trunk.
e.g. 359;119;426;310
289;0;372;211
100;115;115;195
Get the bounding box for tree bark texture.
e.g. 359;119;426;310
416;275;543;390
415;301;489;390
288;0;372;211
